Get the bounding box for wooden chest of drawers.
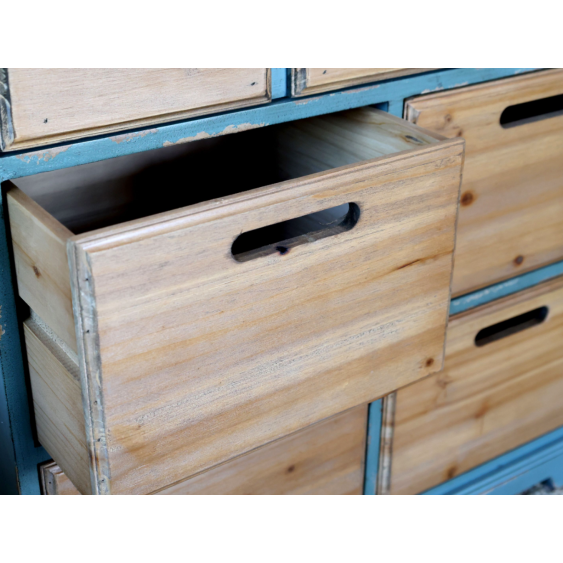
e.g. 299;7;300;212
8;107;463;494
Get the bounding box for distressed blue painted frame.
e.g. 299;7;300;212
0;67;543;494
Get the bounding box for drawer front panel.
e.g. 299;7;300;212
41;406;367;495
291;68;435;96
389;276;563;495
406;69;563;296
1;68;271;151
74;143;461;494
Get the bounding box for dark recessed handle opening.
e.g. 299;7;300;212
231;202;360;263
475;306;548;347
500;93;563;128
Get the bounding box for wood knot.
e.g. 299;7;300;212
514;255;524;266
286;465;296;474
32;265;41;278
460;191;475;207
446;466;457;479
405;135;423;144
445;114;452;123
425;358;434;368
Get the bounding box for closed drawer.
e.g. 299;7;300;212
7;108;463;494
0;68;271;151
39;405;367;495
291;68;436;97
406;69;563;296
388;276;563;495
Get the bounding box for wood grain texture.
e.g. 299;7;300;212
24;319;90;494
390;276;563;495
71;117;462;494
40;461;80;495
6;185;76;352
291;68;436;97
2;68;270;151
38;406;367;495
406;68;563;296
10;109;463;494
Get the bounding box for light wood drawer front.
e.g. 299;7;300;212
406;69;563;296
389;276;563;495
291;68;436;96
40;405;367;495
0;68;271;151
9;108;463;494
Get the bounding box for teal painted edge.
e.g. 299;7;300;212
423;425;563;495
450;260;563;316
0;198;50;495
0;68;535;182
270;68;288;99
363;399;382;495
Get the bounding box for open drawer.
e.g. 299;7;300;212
6;108;464;494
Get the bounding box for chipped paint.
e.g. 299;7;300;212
15;145;69;164
162;122;267;147
111;128;159;144
421;86;445;94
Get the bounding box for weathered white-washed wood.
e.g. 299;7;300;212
40;461;80;495
6;186;76;352
406;69;563;296
390;276;563;495
24;319;90;494
1;69;270;151
10;108;463;494
291;68;436;96
38;406;367;495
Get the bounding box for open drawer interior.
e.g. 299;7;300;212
11;107;443;235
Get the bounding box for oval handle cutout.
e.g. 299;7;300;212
500;93;563;128
232;202;360;263
475;306;548;347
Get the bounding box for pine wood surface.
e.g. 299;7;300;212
291;68;435;96
2;68;270;151
38;406;367;495
390;276;563;495
405;69;563;296
7;109;463;494
24;319;90;494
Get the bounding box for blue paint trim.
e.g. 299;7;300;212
0;68;536;182
423;426;563;495
387;100;404;117
0;199;50;495
450;260;563;316
270;68;288;99
363;399;382;495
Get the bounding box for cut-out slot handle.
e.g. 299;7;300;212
231;202;360;263
500;93;563;128
475;306;548;347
